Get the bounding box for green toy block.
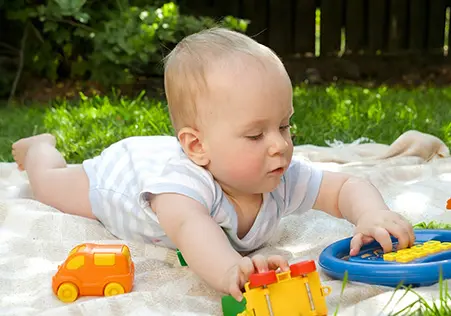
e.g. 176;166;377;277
221;295;246;316
176;249;187;266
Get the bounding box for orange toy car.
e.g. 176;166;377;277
52;243;135;303
447;197;451;210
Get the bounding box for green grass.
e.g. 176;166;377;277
1;84;450;163
385;273;451;315
290;85;451;148
0;91;172;162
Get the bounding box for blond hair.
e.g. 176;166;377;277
163;27;281;133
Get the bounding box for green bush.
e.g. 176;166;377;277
0;1;248;97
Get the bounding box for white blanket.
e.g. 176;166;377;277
1;130;450;316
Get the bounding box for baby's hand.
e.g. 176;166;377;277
223;254;289;302
350;210;415;256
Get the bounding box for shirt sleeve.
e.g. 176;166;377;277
137;156;217;218
280;156;323;216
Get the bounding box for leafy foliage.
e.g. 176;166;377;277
414;222;451;230
0;1;248;97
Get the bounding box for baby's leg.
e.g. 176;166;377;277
12;134;95;219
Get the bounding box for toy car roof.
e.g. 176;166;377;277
72;243;129;255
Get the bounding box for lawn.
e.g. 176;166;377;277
1;84;450;163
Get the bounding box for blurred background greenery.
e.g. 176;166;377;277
0;0;450;162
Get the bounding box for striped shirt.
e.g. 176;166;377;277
82;136;322;251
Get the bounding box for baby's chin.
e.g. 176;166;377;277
252;178;283;194
225;175;284;195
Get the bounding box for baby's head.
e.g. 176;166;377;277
164;28;294;195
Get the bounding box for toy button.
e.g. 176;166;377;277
383;253;397;261
396;254;414;263
429;245;442;253
424;240;441;246
412;249;427;259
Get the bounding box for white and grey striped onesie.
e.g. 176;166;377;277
82;136;322;252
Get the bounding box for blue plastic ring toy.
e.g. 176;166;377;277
318;229;451;287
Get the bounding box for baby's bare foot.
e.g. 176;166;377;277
12;134;56;171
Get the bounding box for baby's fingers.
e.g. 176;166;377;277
350;233;374;256
372;227;394;253
228;282;244;302
393;217;415;249
228;258;254;302
350;232;364;256
238;256;256;279
250;254;269;273
267;255;290;272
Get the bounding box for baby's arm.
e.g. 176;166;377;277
151;193;241;289
313;171;387;222
150;192;289;300
313;171;415;253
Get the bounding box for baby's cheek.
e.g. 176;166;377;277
228;159;262;181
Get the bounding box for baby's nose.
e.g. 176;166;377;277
269;135;289;155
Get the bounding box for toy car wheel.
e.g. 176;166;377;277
290;260;316;277
249;270;277;288
57;282;79;303
104;282;125;297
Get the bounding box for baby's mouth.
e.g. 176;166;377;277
269;167;285;175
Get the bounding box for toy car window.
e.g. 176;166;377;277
66;255;85;270
94;253;115;266
68;245;86;256
69;247;77;256
121;246;131;265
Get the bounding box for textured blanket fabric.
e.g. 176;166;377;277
0;130;450;315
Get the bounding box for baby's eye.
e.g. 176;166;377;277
280;124;291;131
246;133;263;141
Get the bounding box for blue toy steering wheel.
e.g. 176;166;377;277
318;229;451;287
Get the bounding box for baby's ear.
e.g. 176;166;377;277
177;127;210;166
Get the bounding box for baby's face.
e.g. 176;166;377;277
200;57;294;196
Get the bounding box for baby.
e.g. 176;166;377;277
12;27;414;301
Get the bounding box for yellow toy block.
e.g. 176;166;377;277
382;240;451;263
233;260;331;316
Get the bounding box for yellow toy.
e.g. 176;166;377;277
383;240;451;263
222;260;331;316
